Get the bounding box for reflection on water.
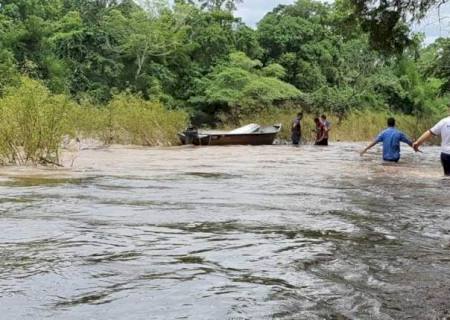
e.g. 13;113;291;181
0;143;449;320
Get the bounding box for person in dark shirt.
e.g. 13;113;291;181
360;117;415;162
291;112;303;145
314;117;328;145
320;114;331;145
320;115;331;133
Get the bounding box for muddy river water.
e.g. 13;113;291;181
0;143;449;320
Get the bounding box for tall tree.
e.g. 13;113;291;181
349;0;446;53
419;38;450;94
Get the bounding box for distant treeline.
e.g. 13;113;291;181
1;0;449;123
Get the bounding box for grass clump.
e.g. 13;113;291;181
73;94;189;146
333;110;438;142
0;78;74;165
105;94;188;146
0;78;189;166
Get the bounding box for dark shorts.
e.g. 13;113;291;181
315;138;328;146
292;132;301;145
441;153;450;176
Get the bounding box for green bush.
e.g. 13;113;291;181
0;78;74;165
74;94;189;146
194;52;301;123
0;79;189;166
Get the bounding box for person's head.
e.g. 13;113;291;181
387;117;396;127
314;117;320;124
320;114;327;120
297;112;303;119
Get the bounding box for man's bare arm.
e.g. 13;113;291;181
413;130;434;151
360;140;378;156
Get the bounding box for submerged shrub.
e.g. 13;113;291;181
75;94;189;146
0;79;189;166
0;78;74;165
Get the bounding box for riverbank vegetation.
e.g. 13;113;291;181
72;93;188;146
0;78;188;165
0;0;449;164
235;108;441;142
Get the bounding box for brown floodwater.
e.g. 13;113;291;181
0;143;449;320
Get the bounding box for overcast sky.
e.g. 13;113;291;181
235;0;450;44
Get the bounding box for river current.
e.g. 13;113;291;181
0;143;449;320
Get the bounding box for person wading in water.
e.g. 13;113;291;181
360;117;415;162
413;104;450;176
292;112;303;145
314;117;328;146
320;114;331;145
320;114;331;135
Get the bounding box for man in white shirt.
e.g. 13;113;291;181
413;105;450;176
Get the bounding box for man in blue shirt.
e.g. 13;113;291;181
360;118;415;162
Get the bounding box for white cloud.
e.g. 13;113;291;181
235;0;296;26
413;3;450;44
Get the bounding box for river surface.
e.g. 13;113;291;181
0;143;449;320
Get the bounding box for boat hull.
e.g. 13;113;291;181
179;132;278;146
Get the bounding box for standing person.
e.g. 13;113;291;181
320;114;331;132
320;114;331;144
412;106;450;176
314;117;328;146
360;117;415;162
291;112;303;145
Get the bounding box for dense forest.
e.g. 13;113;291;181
0;0;449;163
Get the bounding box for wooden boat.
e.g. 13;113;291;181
178;124;282;146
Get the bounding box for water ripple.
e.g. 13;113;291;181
0;144;449;319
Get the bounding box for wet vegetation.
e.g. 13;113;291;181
235;108;439;142
71;93;189;146
0;0;449;164
0;78;188;165
0;78;74;165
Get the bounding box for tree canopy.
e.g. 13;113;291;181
349;0;447;53
0;0;449;125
